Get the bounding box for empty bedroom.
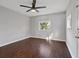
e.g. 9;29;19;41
0;0;79;58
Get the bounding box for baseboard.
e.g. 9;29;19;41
30;36;66;42
51;39;66;42
66;42;73;58
0;36;30;47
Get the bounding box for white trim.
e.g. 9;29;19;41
66;42;73;58
50;39;66;42
30;36;66;42
0;36;29;47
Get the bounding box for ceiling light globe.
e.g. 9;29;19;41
31;9;36;12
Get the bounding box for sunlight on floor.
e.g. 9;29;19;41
39;44;52;57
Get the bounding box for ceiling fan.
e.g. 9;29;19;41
20;0;46;12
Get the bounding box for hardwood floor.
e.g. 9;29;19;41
0;37;71;58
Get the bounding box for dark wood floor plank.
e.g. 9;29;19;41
0;37;71;58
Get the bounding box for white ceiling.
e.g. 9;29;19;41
0;0;70;16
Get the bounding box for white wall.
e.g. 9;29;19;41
30;12;66;41
66;0;78;58
78;40;79;57
78;0;79;57
0;6;30;47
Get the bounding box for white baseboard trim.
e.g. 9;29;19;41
51;39;66;42
0;36;29;47
66;42;73;58
30;36;66;42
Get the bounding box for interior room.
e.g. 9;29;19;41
0;0;79;58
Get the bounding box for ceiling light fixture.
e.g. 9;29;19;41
31;9;36;13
